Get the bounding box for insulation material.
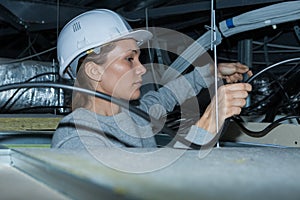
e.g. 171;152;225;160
0;59;65;113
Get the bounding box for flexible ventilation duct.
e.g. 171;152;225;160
219;1;300;37
0;59;65;113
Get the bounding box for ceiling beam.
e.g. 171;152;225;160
0;0;88;35
122;0;285;20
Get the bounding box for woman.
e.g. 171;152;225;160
51;9;252;149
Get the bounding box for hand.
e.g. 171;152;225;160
195;83;252;134
218;62;253;83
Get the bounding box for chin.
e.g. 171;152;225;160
129;91;141;100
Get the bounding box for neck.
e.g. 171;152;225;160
83;81;121;116
89;96;121;116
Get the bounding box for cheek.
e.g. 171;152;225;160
117;74;142;100
101;68;137;97
114;70;139;95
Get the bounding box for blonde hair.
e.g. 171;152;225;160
72;42;116;110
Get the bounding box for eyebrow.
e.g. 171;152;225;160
128;49;140;54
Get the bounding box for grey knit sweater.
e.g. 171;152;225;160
51;65;215;149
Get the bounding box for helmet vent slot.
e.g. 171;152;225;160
72;21;81;32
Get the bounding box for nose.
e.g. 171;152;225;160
136;61;147;75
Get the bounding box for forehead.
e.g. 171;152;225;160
112;39;139;53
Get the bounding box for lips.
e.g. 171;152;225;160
133;80;142;87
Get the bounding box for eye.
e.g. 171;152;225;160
126;57;134;62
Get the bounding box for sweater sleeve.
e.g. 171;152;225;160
139;64;213;119
173;125;215;148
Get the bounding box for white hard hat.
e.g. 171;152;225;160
57;9;153;79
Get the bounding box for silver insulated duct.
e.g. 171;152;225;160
0;59;65;113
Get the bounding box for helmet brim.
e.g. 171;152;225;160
116;29;153;46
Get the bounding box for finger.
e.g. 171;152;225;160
224;83;252;92
226;76;237;83
234;62;250;74
228;90;249;99
223;74;241;83
226;107;242;117
228;98;247;107
225;76;232;83
229;74;243;82
247;70;253;77
218;63;236;76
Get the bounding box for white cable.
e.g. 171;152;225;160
0;47;57;64
145;8;159;89
57;0;60;41
211;0;219;148
246;57;300;83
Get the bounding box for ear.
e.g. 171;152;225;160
84;61;103;82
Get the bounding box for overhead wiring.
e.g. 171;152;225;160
17;33;39;59
0;47;56;65
56;0;60;41
145;7;160;91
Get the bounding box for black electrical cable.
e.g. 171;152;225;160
231;57;300;137
8;105;70;114
232;115;300;138
2;88;30;113
0;81;222;150
271;73;300;123
1;72;59;112
242;62;300;113
243;58;299;113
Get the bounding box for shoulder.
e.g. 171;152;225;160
59;108;97;123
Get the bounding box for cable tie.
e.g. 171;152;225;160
226;18;235;28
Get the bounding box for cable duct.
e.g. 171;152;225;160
0;59;65;113
219;1;300;37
